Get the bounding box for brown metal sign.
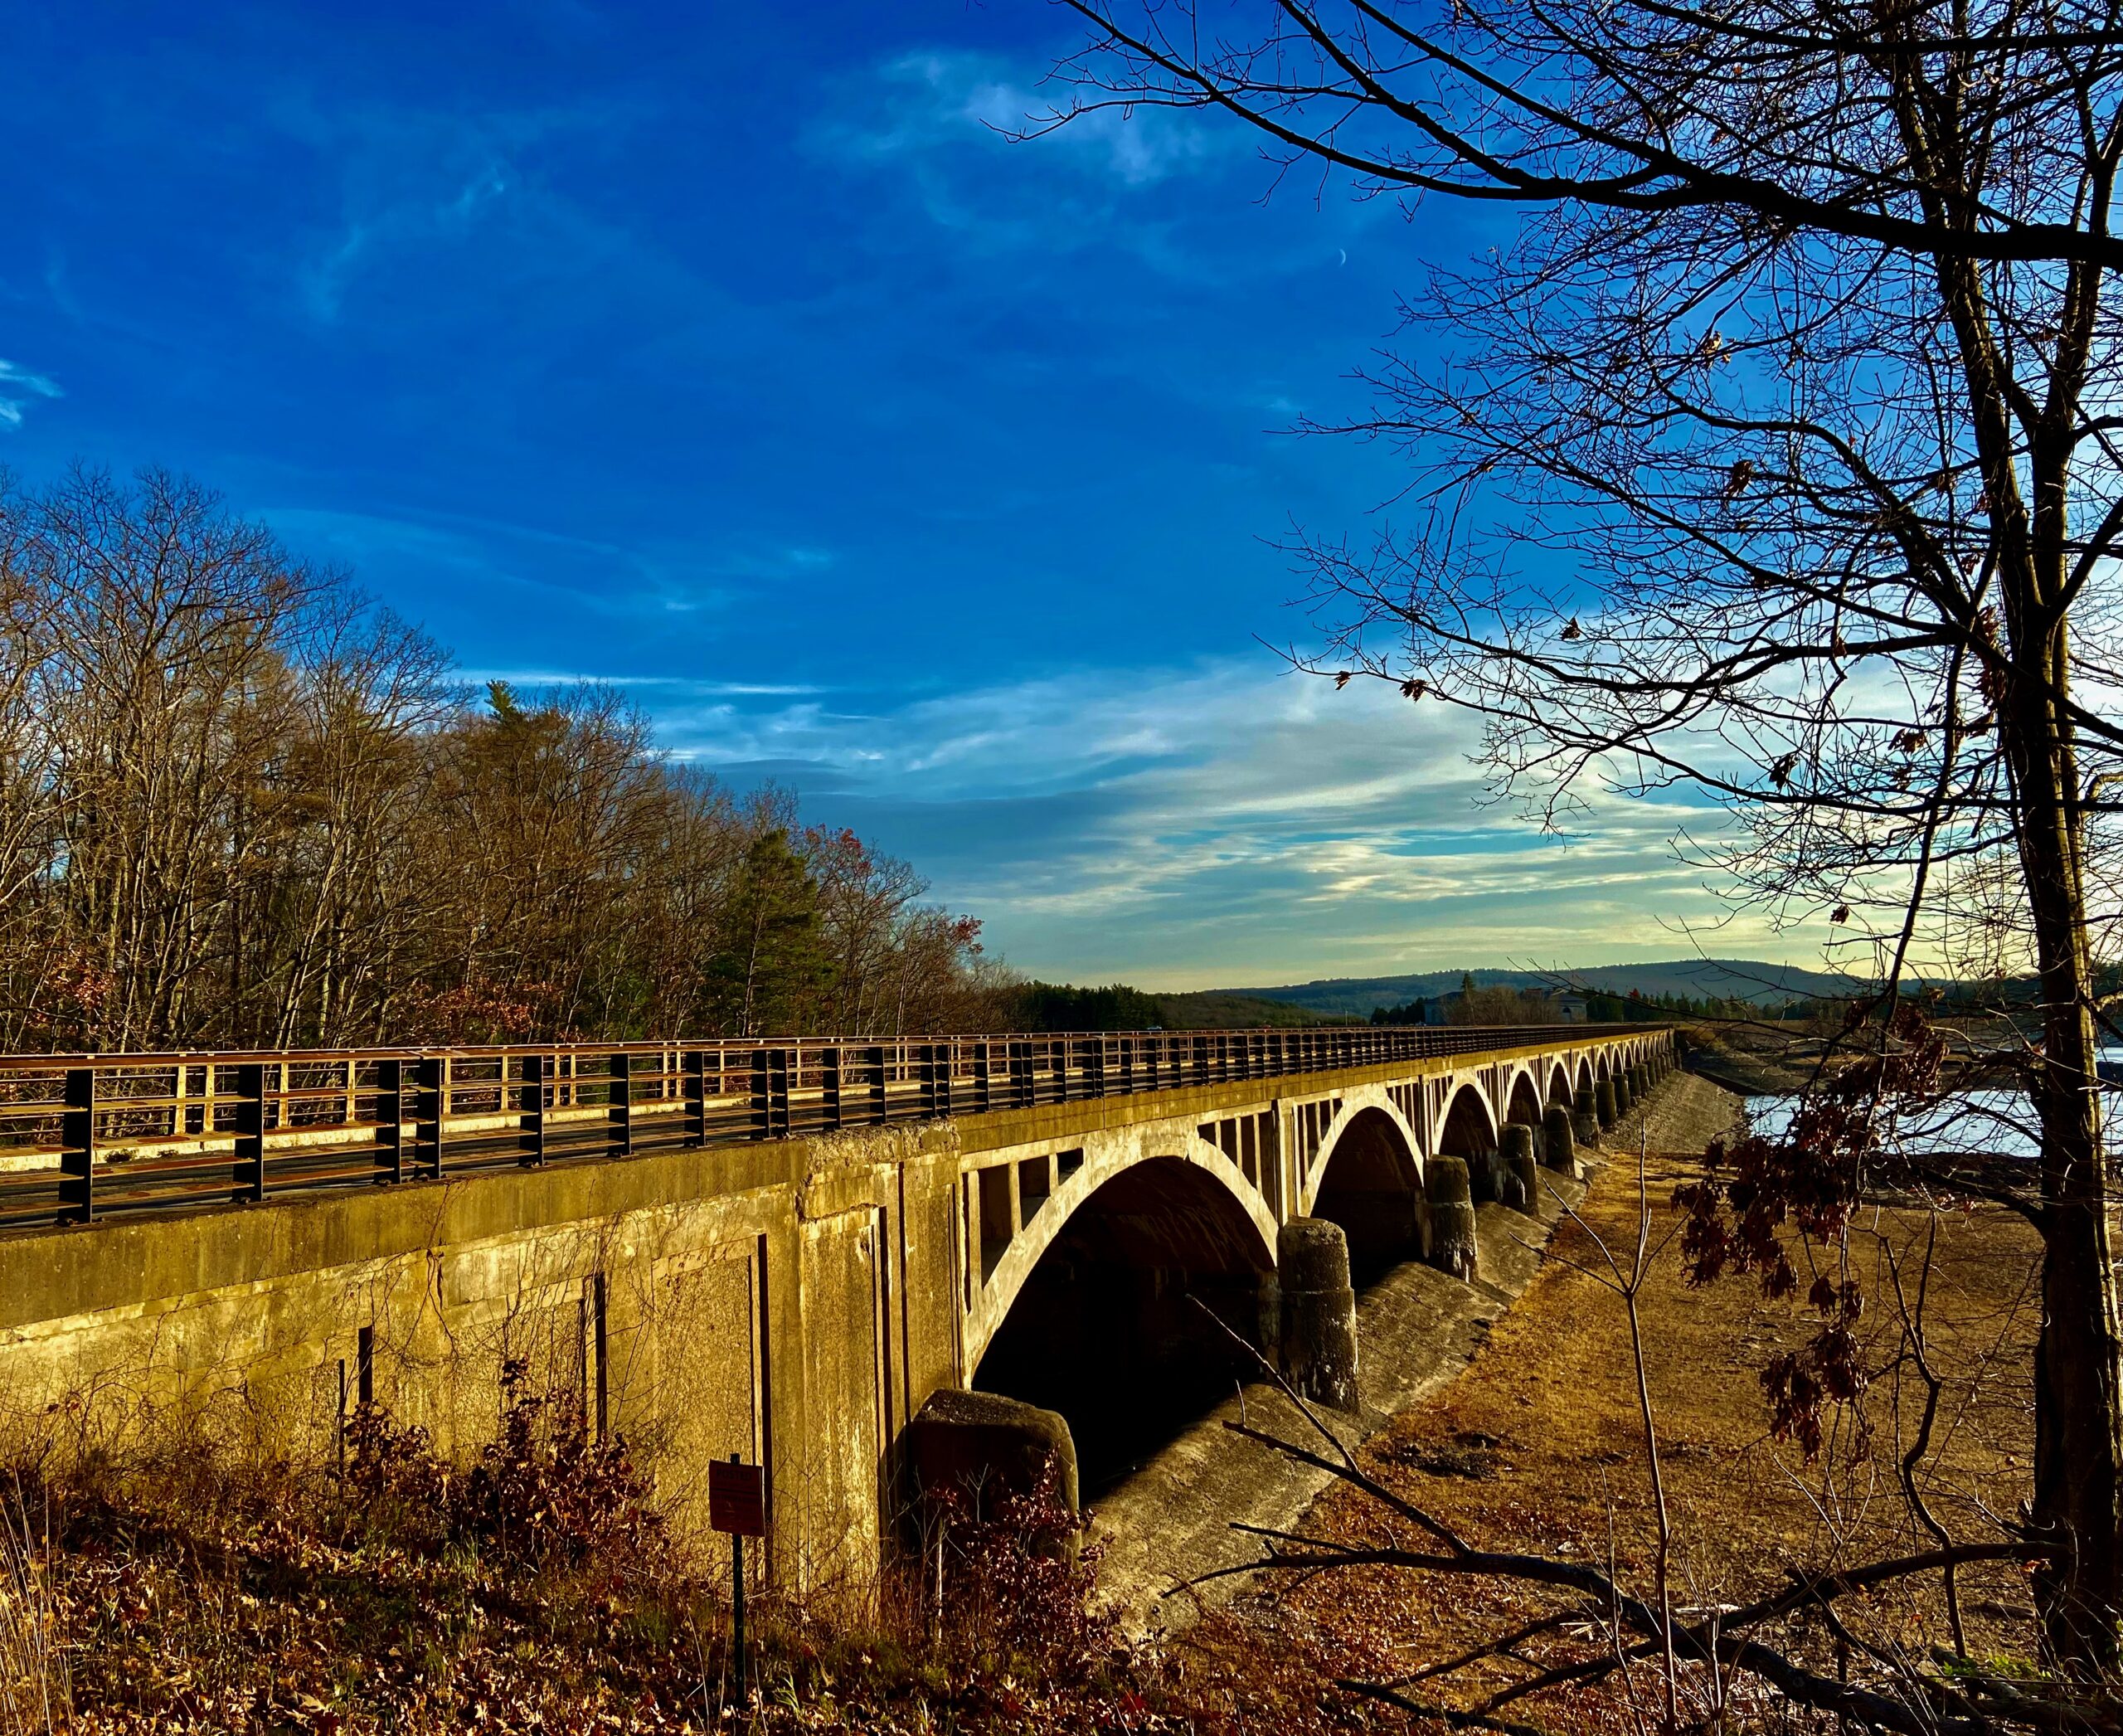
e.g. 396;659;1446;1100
709;1456;765;1537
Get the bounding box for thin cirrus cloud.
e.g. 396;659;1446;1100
0;361;61;429
843;50;1223;188
274;90;627;326
810;46;1270;280
645;657;1766;988
258;503;773;623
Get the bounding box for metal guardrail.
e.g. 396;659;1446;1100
0;1024;1655;1232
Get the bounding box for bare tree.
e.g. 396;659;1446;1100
0;467;1000;1052
1055;0;2123;1672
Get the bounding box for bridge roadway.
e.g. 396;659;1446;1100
0;1023;1673;1589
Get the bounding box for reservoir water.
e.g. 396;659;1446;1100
1744;1087;2053;1159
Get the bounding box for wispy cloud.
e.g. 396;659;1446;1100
630;658;1811;987
0;359;61;429
814;46;1379;294
849;51;1220;189
258;503;813;620
454;669;828;698
273;92;649;325
297;149;513;323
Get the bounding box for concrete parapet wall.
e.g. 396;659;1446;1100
0;1028;1671;1591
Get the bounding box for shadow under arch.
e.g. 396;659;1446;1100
1307;1102;1424;1284
1574;1056;1596;1097
1546;1061;1573;1104
1504;1068;1543;1129
1438;1081;1499;1161
970;1154;1275;1493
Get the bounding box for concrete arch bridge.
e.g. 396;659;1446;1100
0;1021;1674;1589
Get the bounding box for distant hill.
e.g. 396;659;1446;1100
1197;958;1861;1019
1152;990;1359;1029
1009;980;1359;1032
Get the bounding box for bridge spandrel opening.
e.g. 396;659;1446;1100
970;1155;1273;1496
1437;1082;1503;1201
1308;1105;1425;1285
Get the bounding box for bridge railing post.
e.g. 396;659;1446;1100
522;1053;548;1165
683;1048;707;1145
865;1044;888;1122
1087;1036;1107;1098
412;1055;445;1178
820;1045;844;1131
610;1050;634;1156
378;1058;407;1184
58;1063;96;1224
1115;1034;1134;1095
750;1048;792;1139
919;1043;947;1118
233;1061;268;1202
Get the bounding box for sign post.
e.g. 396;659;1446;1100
708;1454;766;1704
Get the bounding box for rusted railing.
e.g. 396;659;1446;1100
0;1024;1652;1232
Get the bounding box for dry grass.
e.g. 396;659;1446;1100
1168;1128;2044;1731
3;1406;1182;1734
0;1481;65;1736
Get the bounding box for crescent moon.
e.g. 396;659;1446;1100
1337;247;1348;265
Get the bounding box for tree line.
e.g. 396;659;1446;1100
0;466;1008;1053
1365;981;1763;1025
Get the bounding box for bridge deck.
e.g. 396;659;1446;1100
0;1024;1621;1232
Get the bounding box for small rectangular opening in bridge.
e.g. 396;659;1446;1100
1055;1147;1082;1184
978;1165;1013;1283
1017;1155;1051;1227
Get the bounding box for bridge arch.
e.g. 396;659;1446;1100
966;1138;1275;1374
1504;1067;1543;1129
1300;1097;1425;1279
1437;1080;1499;1161
968;1144;1275;1486
1545;1061;1573;1105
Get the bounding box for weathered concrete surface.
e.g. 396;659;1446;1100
0;1028;1674;1597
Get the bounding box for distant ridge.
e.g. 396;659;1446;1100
1188;958;1861;1019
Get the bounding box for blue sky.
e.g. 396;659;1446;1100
0;1;1805;988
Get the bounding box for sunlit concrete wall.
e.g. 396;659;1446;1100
0;1031;1668;1588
